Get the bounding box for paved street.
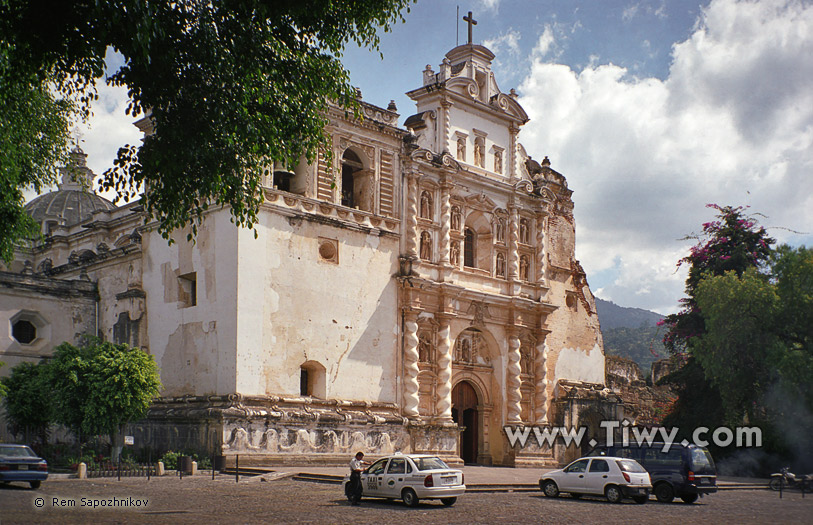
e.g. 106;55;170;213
1;474;810;524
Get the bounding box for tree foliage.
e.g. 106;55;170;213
0;361;52;445
658;205;775;446
693;247;813;427
0;0;414;257
49;339;162;442
0;361;7;399
660;205;812;465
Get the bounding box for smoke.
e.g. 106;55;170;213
762;381;813;472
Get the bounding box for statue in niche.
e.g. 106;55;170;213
454;329;489;365
450;241;460;267
494;151;503;174
496;218;505;243
461;339;472;362
519;218;530;244
520;345;533;375
519;254;530;281
450;206;461;231
496;252;506;278
420;231;432;261
474;140;484;168
457;137;466;161
418;332;432;362
420;191;432;219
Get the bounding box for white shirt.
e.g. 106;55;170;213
350;458;364;471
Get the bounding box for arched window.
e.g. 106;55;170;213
300;361;327;398
464;228;476;268
341;149;372;211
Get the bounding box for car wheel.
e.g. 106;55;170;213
680;493;699;504
440;497;457;506
768;478;782;491
633;495;648;504
655;483;675;503
542;480;559;498
402;488;419;507
605;485;623;503
29;480;41;489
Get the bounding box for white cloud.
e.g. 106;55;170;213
477;0;501;13
532;25;556;60
484;28;522;57
518;0;813;313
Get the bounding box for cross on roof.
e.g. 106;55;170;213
463;11;477;44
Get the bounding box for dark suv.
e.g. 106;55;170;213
587;442;717;503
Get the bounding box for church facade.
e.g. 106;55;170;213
1;39;613;466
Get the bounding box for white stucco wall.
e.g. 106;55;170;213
553;344;606;385
143;210;239;397
235;210;400;402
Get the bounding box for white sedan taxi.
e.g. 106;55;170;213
539;456;652;503
343;453;465;507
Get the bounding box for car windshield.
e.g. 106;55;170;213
690;448;715;471
617;459;646;473
413;457;449;471
0;446;37;458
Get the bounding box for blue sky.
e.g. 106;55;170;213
71;0;813;314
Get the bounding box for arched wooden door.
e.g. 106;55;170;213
451;381;479;464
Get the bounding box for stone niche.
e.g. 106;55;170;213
128;394;461;466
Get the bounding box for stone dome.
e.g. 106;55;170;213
24;146;116;233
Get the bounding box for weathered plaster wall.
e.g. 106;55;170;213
143;210;239;396
0;273;96;370
236;210;400;401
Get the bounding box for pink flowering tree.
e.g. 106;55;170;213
661;204;775;358
658;205;774;437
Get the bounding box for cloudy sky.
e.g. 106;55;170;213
71;0;812;314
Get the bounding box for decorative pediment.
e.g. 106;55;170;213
514;179;534;194
462;192;498;211
445;76;479;100
410;148;460;171
490;93;529;123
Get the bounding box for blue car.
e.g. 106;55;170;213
0;444;49;489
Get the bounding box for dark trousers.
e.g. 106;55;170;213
349;470;362;502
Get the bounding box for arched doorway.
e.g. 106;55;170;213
452;381;479;464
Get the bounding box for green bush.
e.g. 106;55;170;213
160;450;181;470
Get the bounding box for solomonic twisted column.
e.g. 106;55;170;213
405;174;419;258
536;215;546;284
534;341;549;424
506;332;523;424
435;320;453;421
438;187;451;266
508;207;520;280
402;314;420;418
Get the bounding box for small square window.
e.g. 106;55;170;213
179;272;197;307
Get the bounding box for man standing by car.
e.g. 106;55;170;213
348;451;368;505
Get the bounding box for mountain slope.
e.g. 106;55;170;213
596;298;667;377
595;297;663;329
